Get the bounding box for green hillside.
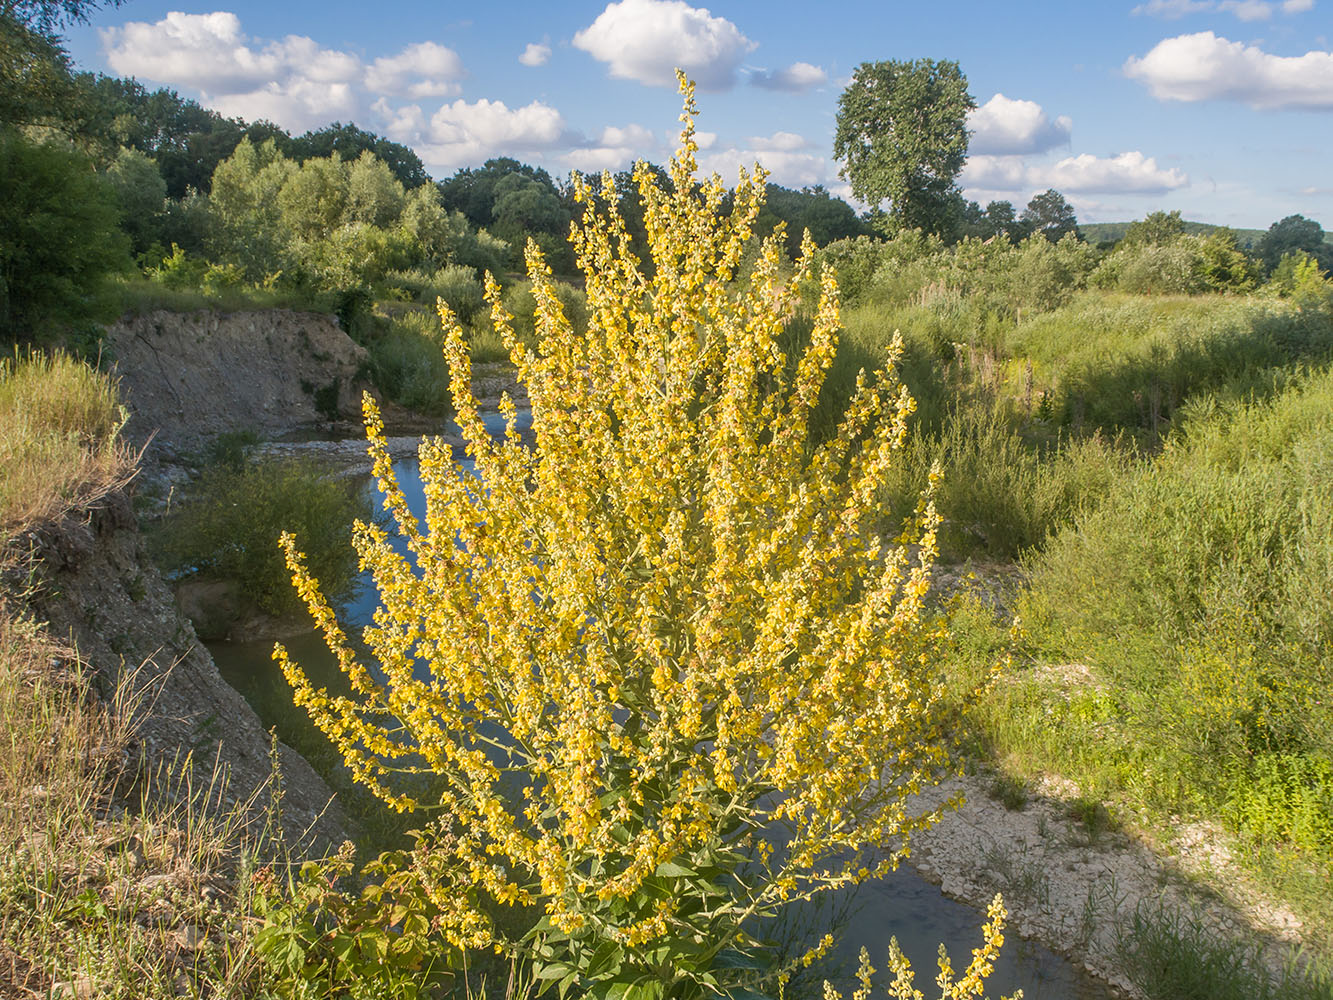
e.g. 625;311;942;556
1081;220;1268;248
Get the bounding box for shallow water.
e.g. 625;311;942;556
210;412;1119;998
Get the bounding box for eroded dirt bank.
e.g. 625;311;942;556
13;490;348;851
105;309;373;454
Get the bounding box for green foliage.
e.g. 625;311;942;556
1009;369;1333;856
150;456;370;618
878;401;1133;559
0;127;129;338
1122;210;1186;248
206;136;296;282
367;310;454;415
252;842;463;1000
1115;900;1333;1000
102;146;167;257
0;12;82;130
286;120;429;190
1021;189;1079;243
1267;252;1333;310
833;58;975;237
1257;214;1331;276
279;154;351;241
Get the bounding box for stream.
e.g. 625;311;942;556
210;408;1120;998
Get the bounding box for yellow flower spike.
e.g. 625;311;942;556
275;70;1002;995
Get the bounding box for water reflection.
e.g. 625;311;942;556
210;408;1118;999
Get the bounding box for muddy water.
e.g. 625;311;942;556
210;415;1120;998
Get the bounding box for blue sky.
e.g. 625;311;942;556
63;0;1333;228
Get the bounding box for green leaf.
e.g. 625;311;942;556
653;860;696;878
713;949;768;971
583;939;623;979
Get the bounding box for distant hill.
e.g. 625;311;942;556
1080;221;1268;249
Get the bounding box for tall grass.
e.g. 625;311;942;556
956;366;1333;937
0;604;275;998
0;351;135;534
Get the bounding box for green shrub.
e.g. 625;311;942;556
150;456;370;618
367;310;452;415
0;129;130;338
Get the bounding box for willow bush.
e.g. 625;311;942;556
277;77;997;998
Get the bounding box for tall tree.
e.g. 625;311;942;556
1123;209;1184;247
1257;214;1330;275
833;58;974;237
1022;188;1079;243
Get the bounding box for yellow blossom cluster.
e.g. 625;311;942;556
820;895;1018;1000
276;73;975;983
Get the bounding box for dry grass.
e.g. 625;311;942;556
0;351;137;535
0;606;272;998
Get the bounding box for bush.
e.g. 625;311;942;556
367;310;453;415
278;77;983;996
151;456;370;618
0;129;130;338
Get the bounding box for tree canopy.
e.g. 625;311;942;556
833;58;974;237
1257;214;1330;275
1022;189;1079;243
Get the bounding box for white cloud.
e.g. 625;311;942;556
1045;151;1188;193
100;11;475;134
573;0;756;89
1132;0;1313;15
699;146;828;189
968;94;1072;155
562;123;657;172
372;98;426;140
100;11;370;132
211;79;360;132
406;98;567;171
1132;0;1212;15
101;11;345;92
964;151;1188;194
750;61;828;92
365;42;464;99
1218;0;1274;18
1125;31;1333;108
747;131;809;152
519;42;551;67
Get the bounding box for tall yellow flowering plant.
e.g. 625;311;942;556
278;75;972;997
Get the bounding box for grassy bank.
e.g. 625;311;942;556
0;352;267;997
944;363;1333;953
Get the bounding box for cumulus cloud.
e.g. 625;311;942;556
749;61;828;92
562;123;657;172
963;151;1188;194
747;131;809;151
1125;31;1333;108
698;145;828;189
101;11;342;92
573;0;756;89
100;10;477;133
968;94;1072;155
519;42;551;67
392;98;568;171
1132;0;1312;16
365;42;464;98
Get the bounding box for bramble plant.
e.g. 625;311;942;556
277;75;991;997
